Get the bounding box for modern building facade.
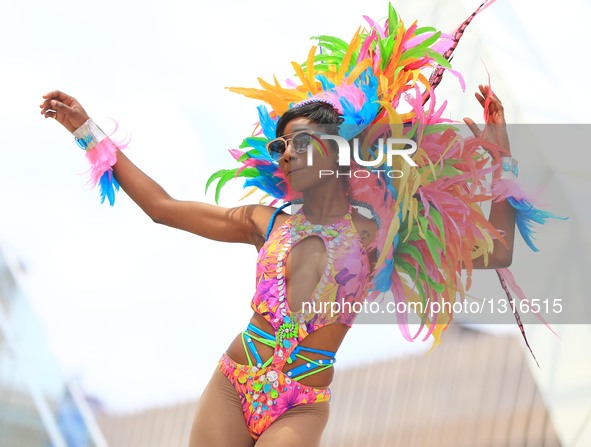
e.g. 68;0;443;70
0;245;108;447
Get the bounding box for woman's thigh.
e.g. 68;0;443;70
255;402;330;447
188;368;254;447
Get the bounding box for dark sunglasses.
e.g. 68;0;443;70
266;131;325;162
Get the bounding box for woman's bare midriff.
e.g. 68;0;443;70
225;312;350;388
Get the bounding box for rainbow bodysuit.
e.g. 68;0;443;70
218;202;371;440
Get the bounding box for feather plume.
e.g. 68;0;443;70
206;2;562;358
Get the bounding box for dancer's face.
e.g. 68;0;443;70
278;118;338;192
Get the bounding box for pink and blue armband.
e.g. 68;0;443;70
494;158;566;251
73;118;120;205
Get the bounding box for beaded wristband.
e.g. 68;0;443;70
73;118;108;151
500;156;519;179
72;118;120;205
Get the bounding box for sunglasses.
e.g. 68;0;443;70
266;130;327;162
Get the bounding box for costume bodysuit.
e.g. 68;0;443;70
218;202;371;440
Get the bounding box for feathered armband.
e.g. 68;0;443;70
72;118;121;206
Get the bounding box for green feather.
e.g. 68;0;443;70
388;3;400;35
205;169;229;194
205;167;260;204
306;55;349;70
397;243;428;274
205;169;235;204
427;49;452;68
429;280;446;294
415;31;442;51
379;35;396;71
429;208;446;251
425;229;443;268
215;170;240;204
415;26;437;35
400;222;420;242
240;137;267;149
433;163;461;179
422;123;458;135
400;31;442;62
312;35;350;54
417;216;442;268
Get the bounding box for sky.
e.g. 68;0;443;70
1;0;590;425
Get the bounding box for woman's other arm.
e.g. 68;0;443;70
463;85;515;269
40;90;275;247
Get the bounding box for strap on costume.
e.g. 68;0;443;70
284;345;336;381
242;323;336;380
242;324;276;368
285;358;335;381
265;202;292;241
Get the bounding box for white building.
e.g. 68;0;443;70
0;246;108;447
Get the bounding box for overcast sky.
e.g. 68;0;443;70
1;0;589;414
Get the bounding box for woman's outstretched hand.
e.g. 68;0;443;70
462;85;516;269
40;91;90;133
463;84;511;159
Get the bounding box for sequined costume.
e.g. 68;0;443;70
218;201;371;440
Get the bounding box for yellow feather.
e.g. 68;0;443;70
346;59;372;85
336;29;361;84
417;73;430;90
306;46;318;94
238;187;260;202
480;226;495;267
292;61;309;90
437;133;459;164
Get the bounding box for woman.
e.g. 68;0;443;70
39;84;513;447
40;4;554;446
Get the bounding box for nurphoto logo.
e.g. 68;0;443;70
308;134;417;179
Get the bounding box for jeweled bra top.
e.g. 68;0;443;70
252;202;372;336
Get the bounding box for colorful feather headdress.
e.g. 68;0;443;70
207;1;563;361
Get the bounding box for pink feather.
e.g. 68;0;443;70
363;15;385;38
85;138;118;187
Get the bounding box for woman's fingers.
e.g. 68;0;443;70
40;91;89;131
40;98;75;116
475;92;486;107
42;90;73;102
480;84;501;103
40;99;60;120
463;117;481;137
52;98;73;112
40;98;63;112
42;90;83;111
473;85;505;124
477;84;503;108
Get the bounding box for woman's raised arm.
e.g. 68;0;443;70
463;85;516;269
40;90;274;246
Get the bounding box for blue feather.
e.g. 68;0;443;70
372;258;394;292
315;75;335;91
244;137;273;161
508;197;567;252
244;176;286;199
257;105;278;140
98;170;119;206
